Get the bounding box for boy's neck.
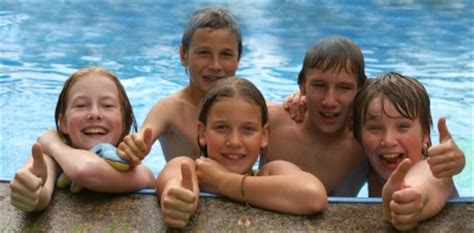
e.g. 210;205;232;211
182;85;205;107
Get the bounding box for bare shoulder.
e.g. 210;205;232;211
267;103;292;126
148;91;189;117
142;90;190;129
258;160;302;176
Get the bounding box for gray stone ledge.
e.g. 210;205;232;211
1;182;473;232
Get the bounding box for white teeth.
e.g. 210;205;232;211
381;153;400;159
224;154;244;159
83;127;106;134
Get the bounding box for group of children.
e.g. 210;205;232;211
9;7;465;231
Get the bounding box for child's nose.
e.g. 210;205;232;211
380;131;397;147
87;105;102;120
208;56;222;71
321;88;337;108
226;131;242;147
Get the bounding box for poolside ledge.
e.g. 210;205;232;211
1;182;473;232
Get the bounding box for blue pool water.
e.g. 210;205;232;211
1;1;472;197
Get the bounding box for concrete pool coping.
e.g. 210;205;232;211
1;182;473;232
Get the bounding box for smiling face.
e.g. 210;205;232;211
198;97;269;174
180;27;240;94
361;97;429;181
59;74;124;149
301;67;358;135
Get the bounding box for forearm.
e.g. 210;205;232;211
80;164;156;193
406;161;453;221
44;139;154;192
219;173;327;215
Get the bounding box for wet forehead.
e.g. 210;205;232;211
306;67;357;85
208;98;262;124
366;97;403;120
189;27;238;50
68;74;119;101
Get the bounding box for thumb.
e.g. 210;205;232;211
30;143;47;185
181;162;194;192
143;127;153;147
387;159;412;189
437;117;452;143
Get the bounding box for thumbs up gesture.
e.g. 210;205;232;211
117;127;154;167
10;143;49;212
382;159;423;231
160;161;198;229
427;117;466;178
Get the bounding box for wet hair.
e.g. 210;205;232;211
54;67;137;147
297;36;366;87
181;7;242;60
197;77;268;157
352;72;432;146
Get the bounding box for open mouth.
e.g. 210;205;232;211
222;153;245;160
203;75;222;82
320;111;340;123
83;127;108;136
379;153;404;169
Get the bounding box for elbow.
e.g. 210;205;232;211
303;185;328;214
67;161;103;190
291;181;328;215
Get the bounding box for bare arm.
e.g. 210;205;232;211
156;156;199;229
117;99;174;166
197;158;327;215
404;160;453;220
37;130;155;192
382;159;453;231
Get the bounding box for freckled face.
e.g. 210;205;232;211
180;28;240;94
60;75;123;149
198;98;269;174
361;97;428;181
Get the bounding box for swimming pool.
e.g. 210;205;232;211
1;1;472;197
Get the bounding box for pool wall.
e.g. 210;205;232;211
1;182;473;232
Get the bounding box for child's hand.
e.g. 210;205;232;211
161;162;197;229
283;91;306;123
117;127;153;167
10;143;48;212
382;159;423;231
427;117;465;178
195;157;229;193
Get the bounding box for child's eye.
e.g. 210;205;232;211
311;83;326;89
197;50;210;56
103;102;116;108
338;85;354;91
221;51;234;58
214;125;228;133
366;125;382;132
398;123;411;130
242;126;256;134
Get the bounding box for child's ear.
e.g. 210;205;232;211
423;130;430;145
58;114;69;135
260;123;271;149
179;45;188;67
197;122;207;147
299;80;306;96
